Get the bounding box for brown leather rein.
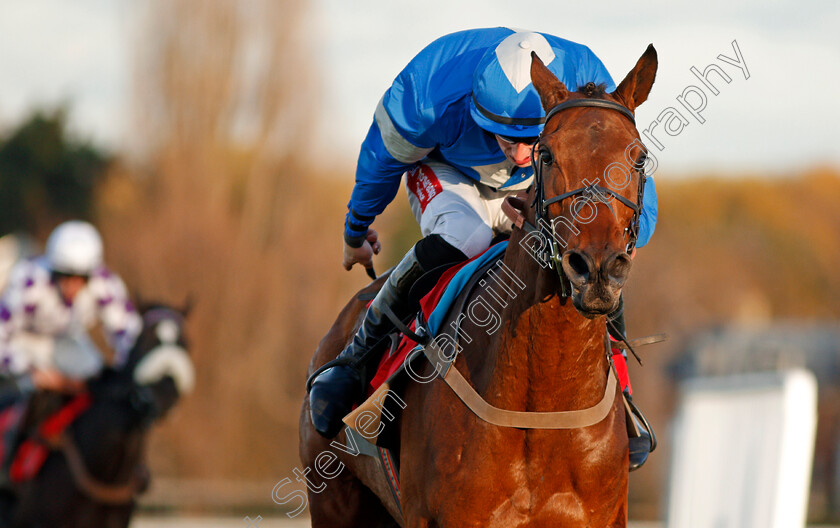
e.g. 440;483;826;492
43;432;148;505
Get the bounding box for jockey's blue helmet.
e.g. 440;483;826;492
469;31;564;139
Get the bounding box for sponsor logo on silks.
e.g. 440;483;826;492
407;164;443;213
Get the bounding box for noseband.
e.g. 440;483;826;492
530;98;648;281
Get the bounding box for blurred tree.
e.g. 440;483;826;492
132;0;314;245
0;109;108;236
101;0;362;484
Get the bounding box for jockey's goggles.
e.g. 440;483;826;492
51;271;90;283
496;134;539;145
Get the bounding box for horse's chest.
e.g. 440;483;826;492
423;429;625;526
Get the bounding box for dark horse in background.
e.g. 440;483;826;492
0;302;194;528
301;45;658;527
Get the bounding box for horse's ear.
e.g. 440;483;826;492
613;44;658;112
181;295;194;317
134;292;145;313
530;51;569;110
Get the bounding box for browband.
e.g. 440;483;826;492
544;99;635;126
474;96;635;129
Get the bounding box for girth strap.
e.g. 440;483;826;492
543;98;636;126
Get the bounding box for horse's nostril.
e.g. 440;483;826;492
567;252;590;279
607;253;633;285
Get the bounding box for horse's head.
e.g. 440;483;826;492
119;300;195;419
527;46;657;317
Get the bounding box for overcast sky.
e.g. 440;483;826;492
1;0;838;175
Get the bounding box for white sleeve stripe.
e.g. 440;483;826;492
374;97;434;164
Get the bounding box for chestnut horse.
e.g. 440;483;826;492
300;45;657;527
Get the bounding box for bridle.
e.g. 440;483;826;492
142;307;185;328
529;98;647;289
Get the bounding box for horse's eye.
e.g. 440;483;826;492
539;148;554;166
634;154;647;172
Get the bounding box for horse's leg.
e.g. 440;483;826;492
100;505;133;528
404;519;433;528
608;500;627;528
301;408;400;527
0;488;15;526
299;442;396;528
301;399;399;528
308;470;398;528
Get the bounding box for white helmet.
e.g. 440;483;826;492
45;221;104;276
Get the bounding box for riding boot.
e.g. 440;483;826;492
626;389;653;472
608;295;653;471
309;247;427;438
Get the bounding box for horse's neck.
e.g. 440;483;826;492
80;401;146;482
474;240;609;412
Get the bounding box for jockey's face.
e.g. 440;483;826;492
56;275;88;304
495;135;536;168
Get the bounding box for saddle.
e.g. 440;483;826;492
0;390;150;505
0;393;91;484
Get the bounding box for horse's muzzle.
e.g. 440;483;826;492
561;249;631;317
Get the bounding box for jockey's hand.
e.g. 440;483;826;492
31;368;85;393
343;228;381;272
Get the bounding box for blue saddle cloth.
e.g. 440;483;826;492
425;240;508;335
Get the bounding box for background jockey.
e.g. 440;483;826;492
0;220;141;401
308;28;659;450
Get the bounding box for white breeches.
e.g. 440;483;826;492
10;331;103;379
404;161;517;258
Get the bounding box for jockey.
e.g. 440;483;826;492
0;220;142;399
309;28;658;463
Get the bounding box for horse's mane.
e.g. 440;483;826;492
577;82;608;99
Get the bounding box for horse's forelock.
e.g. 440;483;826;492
142;307;185;328
577;82;608;99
